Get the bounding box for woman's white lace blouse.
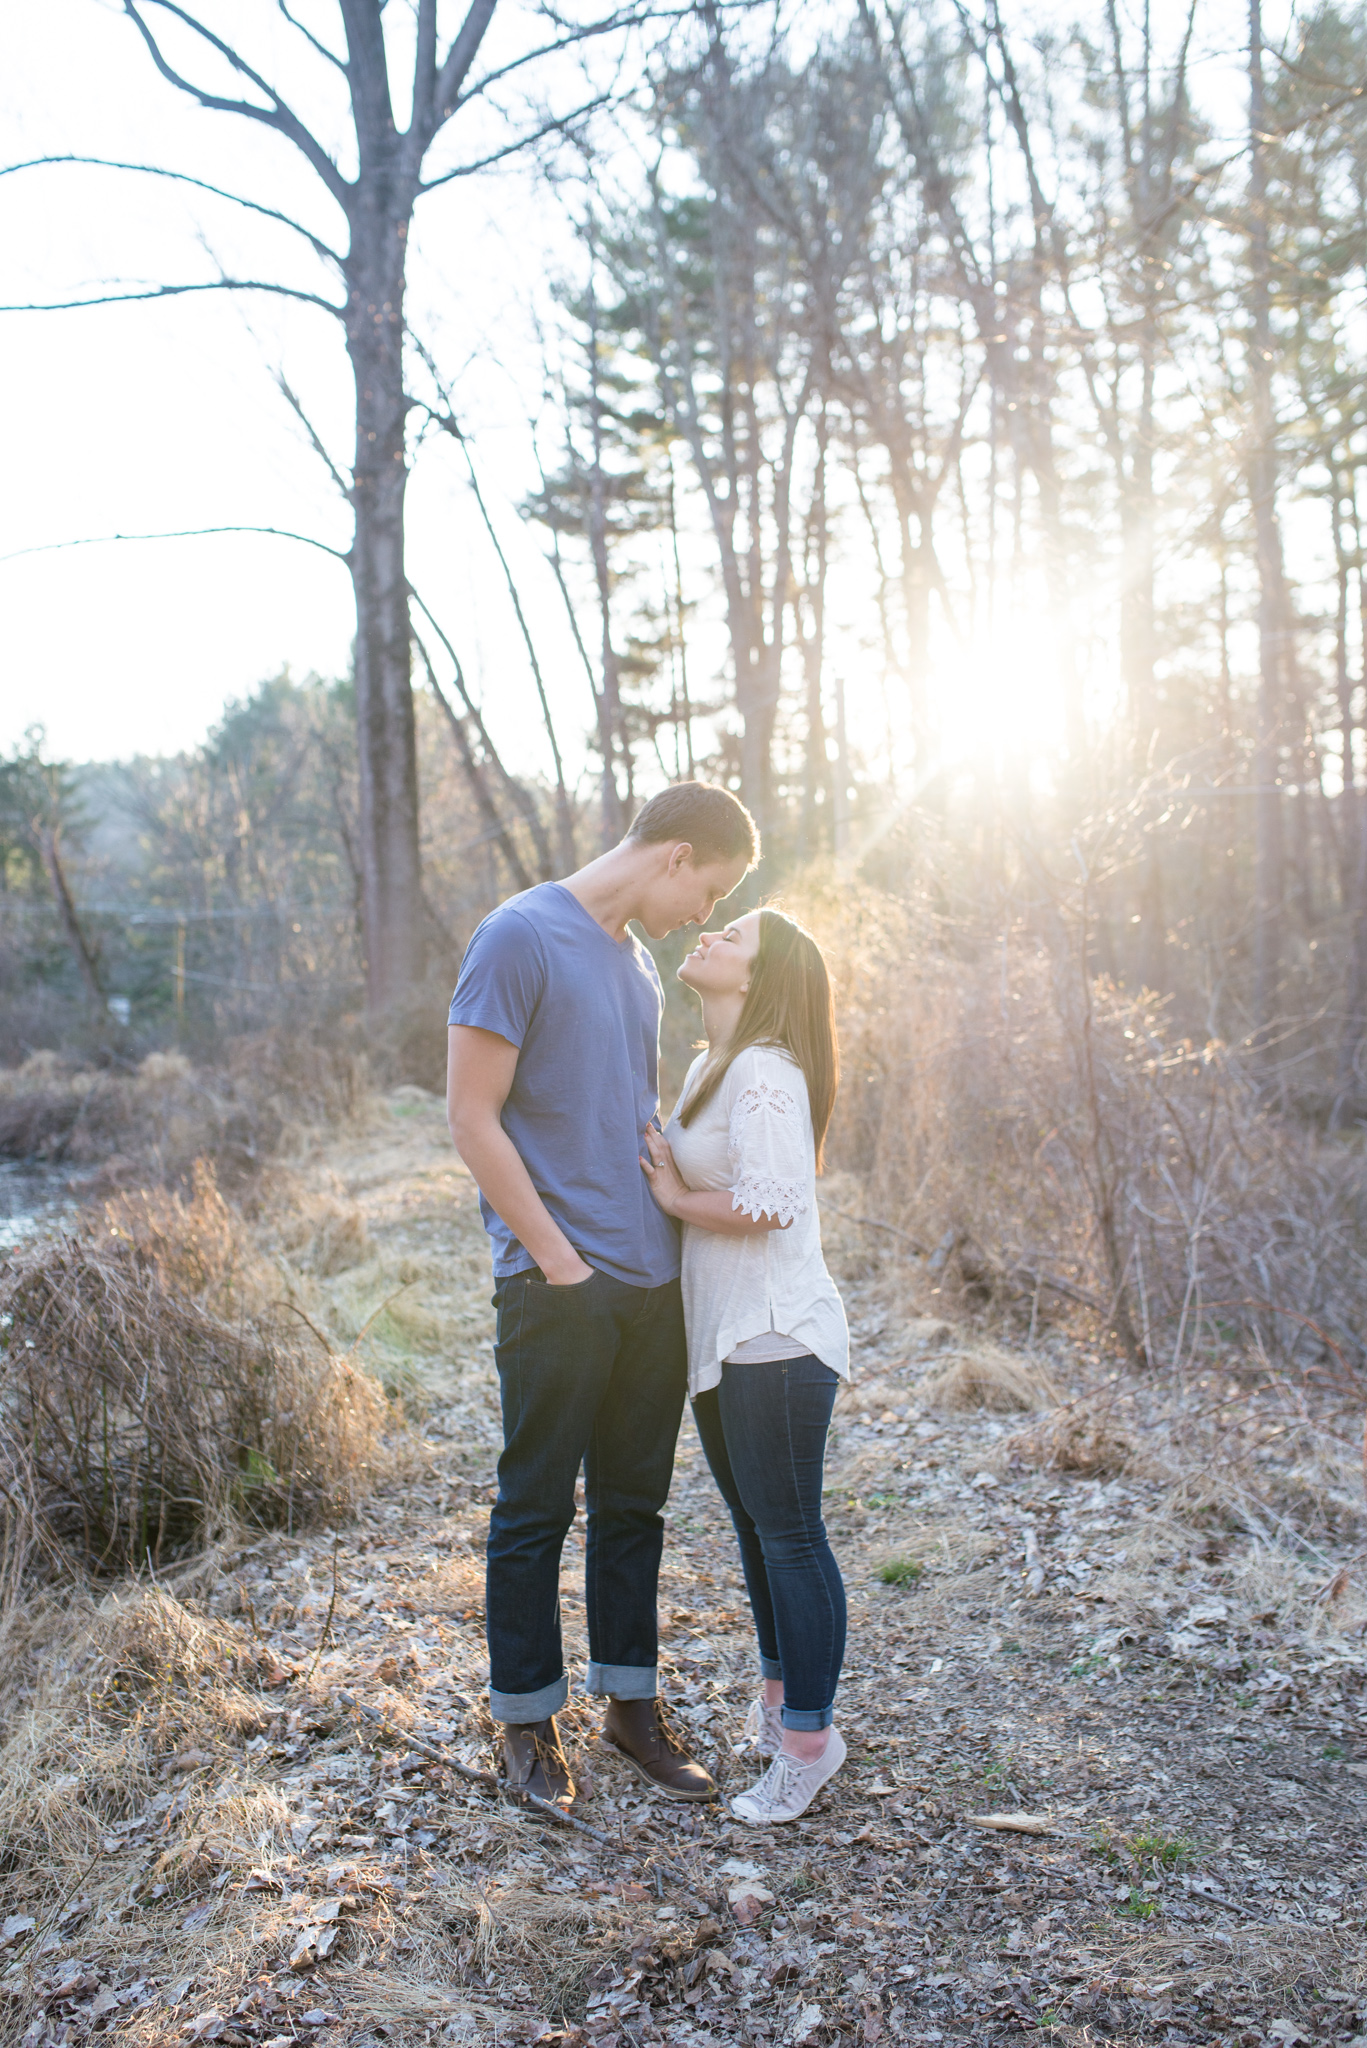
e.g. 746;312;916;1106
663;1043;850;1397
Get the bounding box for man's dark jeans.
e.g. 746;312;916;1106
691;1353;846;1730
486;1265;687;1723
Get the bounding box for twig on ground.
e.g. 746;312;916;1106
823;1206;927;1252
304;1534;341;1681
334;1689;619;1849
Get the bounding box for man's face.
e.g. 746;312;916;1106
636;847;750;940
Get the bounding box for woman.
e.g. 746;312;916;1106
641;907;849;1825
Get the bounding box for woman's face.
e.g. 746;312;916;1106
678;910;762;1000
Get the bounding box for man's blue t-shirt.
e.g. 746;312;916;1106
447;882;681;1288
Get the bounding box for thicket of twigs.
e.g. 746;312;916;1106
0;1165;389;1586
0;1038;371;1190
804;880;1367;1378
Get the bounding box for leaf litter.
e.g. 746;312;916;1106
0;1094;1364;2046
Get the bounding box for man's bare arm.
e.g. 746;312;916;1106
446;1025;594;1285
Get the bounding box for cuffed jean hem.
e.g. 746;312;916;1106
490;1674;569;1724
781;1704;835;1732
759;1655;783;1681
585;1661;657;1700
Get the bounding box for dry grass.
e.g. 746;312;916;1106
0;1165;391;1573
0;1585;272;1884
789;877;1367;1377
997;1392;1142;1476
265;1178;371;1277
0;1038;371;1194
0;1092;1363;2048
917;1344;1058;1413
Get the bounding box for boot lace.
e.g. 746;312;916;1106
654;1701;689;1756
533;1726;569;1773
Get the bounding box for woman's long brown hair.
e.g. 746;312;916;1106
678;908;839;1169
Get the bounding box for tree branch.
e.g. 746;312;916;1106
420;92;615;188
337;0;397;150
0;157;346;269
123;0;351;206
277;0;347;72
433;0;500;126
275;372;354;500
448;3;685;111
0;525;351;569
412;625;535;894
408;582;555;880
0;277;344;316
409;0;442;146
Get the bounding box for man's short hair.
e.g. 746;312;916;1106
625;781;759;868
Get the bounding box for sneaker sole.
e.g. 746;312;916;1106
599;1736;717;1801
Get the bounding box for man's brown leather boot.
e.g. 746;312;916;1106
601;1697;716;1801
502;1716;575;1810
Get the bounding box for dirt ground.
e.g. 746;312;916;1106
3;1086;1366;2048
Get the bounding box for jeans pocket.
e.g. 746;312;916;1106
527;1266;598;1292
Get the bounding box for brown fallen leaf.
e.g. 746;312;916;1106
860;1999;885;2044
728;1884;774;1928
966;1812;1053;1835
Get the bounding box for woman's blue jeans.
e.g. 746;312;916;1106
691;1354;846;1730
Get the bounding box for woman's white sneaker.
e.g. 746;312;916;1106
730;1727;846;1824
742;1695;784;1757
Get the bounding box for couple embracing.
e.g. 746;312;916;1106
446;783;850;1828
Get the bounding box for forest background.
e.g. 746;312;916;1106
3;0;1367;1382
1;12;1367;2040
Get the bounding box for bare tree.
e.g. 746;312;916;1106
1246;0;1289;1047
4;0;651;1014
615;21;883;831
859;0;1090;774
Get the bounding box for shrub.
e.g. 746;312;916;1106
998;1398;1140;1477
878;1558;923;1586
790;877;1367;1372
919;1346;1057;1412
0;1035;371;1188
0;1164;388;1573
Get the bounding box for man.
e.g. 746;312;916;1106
447;781;758;1808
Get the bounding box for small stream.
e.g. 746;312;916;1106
0;1160;72;1253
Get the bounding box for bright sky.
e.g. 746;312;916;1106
0;0;614;784
0;0;1281;784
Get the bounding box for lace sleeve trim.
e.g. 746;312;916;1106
726;1074;809;1224
728;1076;802;1134
730;1173;808;1227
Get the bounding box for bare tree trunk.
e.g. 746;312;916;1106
1125;322;1164;994
1248;0;1285;1050
797;411;830;857
106;0;600;1014
345;184;424;1010
831;673;851;858
38;825;102;1007
584;259;629;847
1335;473;1367;1118
667;456;696;779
